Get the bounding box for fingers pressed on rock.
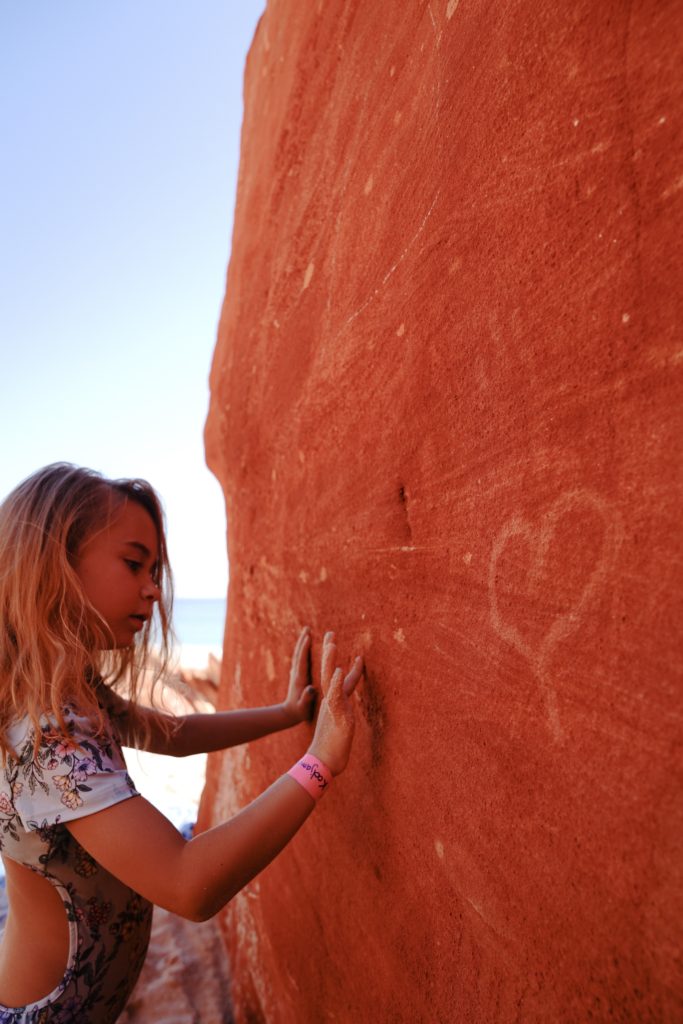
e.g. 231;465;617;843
298;637;312;668
321;643;337;686
328;667;345;702
342;658;363;696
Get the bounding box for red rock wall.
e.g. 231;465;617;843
201;2;683;1020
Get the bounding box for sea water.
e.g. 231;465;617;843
170;597;227;647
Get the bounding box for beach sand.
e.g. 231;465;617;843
118;907;233;1024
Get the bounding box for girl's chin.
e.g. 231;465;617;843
116;635;138;649
115;620;143;647
97;635;137;650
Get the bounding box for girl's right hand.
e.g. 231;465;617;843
307;631;364;777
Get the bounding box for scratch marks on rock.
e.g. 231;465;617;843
358;665;387;769
661;174;683;200
488;490;623;744
427;2;442;46
397;481;413;542
302;261;315;290
334;190;441;341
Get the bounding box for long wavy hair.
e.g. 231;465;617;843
0;463;176;756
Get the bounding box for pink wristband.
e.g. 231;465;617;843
287;754;333;801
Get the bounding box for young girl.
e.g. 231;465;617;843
0;463;363;1023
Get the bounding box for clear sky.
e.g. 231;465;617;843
0;1;265;598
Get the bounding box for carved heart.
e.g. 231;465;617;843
488;490;620;740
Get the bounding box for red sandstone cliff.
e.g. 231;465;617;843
201;2;683;1021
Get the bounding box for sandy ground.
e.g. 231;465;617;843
118;907;233;1024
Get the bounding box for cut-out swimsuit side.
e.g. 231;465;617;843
0;704;152;1023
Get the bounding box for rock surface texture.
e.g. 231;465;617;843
201;2;682;1021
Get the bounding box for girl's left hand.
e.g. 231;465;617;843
282;625;316;724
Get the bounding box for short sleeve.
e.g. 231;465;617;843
10;706;140;832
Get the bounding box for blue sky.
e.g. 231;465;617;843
0;1;265;597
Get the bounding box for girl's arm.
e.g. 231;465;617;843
68;634;363;921
138;702;304;756
112;627;317;756
174;704;309;754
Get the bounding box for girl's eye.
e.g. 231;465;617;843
125;559;142;572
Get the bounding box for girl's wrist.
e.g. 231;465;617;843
287;751;333;800
306;745;340;777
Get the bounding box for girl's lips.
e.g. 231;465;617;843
129;616;146;630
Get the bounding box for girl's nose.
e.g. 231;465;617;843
142;579;161;601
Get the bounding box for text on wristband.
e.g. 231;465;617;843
300;760;329;790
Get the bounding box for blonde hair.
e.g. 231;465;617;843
0;462;176;755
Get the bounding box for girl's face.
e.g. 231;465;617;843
74;499;161;648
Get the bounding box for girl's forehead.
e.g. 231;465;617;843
106;501;159;552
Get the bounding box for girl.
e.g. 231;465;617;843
0;463;363;1023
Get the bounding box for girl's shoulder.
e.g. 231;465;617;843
4;701;138;831
6;701;119;766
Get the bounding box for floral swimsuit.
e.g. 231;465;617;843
0;705;152;1023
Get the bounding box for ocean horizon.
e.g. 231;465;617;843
166;597;227;649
